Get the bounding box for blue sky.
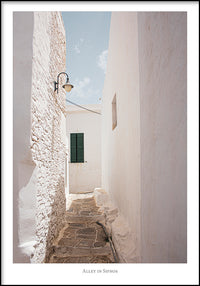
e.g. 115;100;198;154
61;12;111;105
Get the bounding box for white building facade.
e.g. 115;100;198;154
66;104;102;194
13;12;67;263
102;12;187;263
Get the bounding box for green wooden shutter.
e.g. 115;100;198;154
76;133;84;163
70;133;77;163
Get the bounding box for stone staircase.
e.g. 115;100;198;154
47;195;115;263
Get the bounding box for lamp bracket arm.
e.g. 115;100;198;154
56;72;69;84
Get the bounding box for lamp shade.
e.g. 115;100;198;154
62;82;74;92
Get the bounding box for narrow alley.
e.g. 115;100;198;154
3;1;197;284
12;8;188;270
47;194;117;263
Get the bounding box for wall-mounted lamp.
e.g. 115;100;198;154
54;72;74;93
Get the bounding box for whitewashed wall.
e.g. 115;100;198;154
102;12;187;263
13;12;67;263
138;12;187;263
13;12;35;263
102;12;141;262
66;105;102;194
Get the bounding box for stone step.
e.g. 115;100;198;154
49;254;114;263
51;243;112;257
46;195;116;263
65;213;105;224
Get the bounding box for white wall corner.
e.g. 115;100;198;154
94;188;139;263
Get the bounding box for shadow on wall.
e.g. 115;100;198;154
13;160;37;263
44;175;66;263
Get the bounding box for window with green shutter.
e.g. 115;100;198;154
70;133;84;163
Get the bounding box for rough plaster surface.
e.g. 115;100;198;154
30;12;67;263
94;189;138;263
102;12;187;262
13;12;67;263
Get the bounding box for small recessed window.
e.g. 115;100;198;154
70;133;84;163
112;94;117;130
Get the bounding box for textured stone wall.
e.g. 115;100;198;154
30;12;67;263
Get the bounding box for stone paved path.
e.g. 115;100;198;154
48;195;115;263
